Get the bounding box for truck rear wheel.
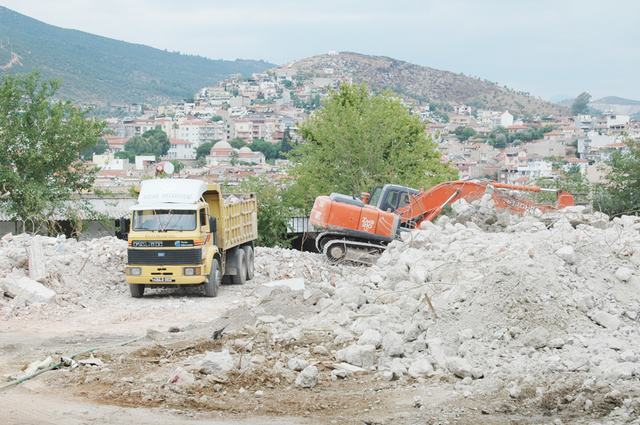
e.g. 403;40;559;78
130;284;145;298
204;259;221;297
231;249;247;285
242;245;255;281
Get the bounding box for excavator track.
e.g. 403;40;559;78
316;232;387;265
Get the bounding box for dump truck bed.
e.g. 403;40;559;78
203;185;257;251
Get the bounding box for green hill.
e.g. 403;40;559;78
0;6;274;104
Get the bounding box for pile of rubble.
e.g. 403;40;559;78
186;208;640;420
0;233;128;317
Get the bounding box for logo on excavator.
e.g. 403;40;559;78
361;217;375;231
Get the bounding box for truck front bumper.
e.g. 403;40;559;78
125;265;207;285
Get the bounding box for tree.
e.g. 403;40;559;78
280;126;293;153
170;160;185;173
453;126;477;141
196;141;214;159
287;83;458;210
237;177;291;247
571;92;591;115
251;139;281;160
536;165;590;204
229;138;247;149
594;140;640;216
0;73;104;226
80;137;109;160
123;126;169;159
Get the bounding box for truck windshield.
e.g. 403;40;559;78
132;210;197;231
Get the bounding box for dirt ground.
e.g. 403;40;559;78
0;282;608;425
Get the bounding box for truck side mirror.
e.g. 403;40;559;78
209;217;217;233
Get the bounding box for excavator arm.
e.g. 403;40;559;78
397;181;574;229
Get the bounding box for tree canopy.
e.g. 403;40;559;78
121;126;170;161
594;140;640;216
287;83;458;210
0;73;104;225
571;92;592;115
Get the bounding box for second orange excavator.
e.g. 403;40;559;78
309;180;574;262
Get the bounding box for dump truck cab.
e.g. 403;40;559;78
125;179;257;298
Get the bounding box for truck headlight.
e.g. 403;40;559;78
183;267;201;276
128;267;142;276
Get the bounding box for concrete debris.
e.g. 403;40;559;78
287;357;309;372
167;367;195;386
1;272;56;304
3;205;640;423
198;350;235;377
294;365;318;388
335;344;376;368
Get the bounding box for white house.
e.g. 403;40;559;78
500;111;514;128
92;153;126;171
606;114;630;129
167;138;195;160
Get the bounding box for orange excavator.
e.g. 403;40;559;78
309;181;574;262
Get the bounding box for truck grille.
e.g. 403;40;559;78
128;248;202;265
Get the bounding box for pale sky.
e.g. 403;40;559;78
2;0;639;100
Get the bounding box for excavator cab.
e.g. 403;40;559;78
368;184;419;212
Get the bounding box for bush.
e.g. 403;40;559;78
236;177;292;247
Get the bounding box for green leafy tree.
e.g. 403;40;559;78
536;165;590;204
594;140;640;216
170;160;185;173
229;138;247;149
571;92;591;115
453;126;477;141
196;141;214;159
80;137;109;160
0;73;104;227
287;83;458;210
280;126;293;153
251;139;281;160
123;126;169;159
237;177;291;247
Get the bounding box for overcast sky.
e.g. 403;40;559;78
2;0;638;100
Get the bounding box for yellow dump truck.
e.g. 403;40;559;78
125;179;257;298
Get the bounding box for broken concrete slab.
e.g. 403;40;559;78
1;272;55;304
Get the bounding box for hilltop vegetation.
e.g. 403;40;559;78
0;6;273;104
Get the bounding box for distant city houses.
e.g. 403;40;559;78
91;67;639;193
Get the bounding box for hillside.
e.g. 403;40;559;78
0;6;274;104
591;96;640;116
280;52;565;117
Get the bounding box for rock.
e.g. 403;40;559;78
168;367;195;386
335;286;366;307
358;329;382;348
263;277;305;291
589;310;621;330
408;356;434;378
312;345;329;356
446;357;481;379
287;357;309;372
614;266;634;282
556;246;576;264
522;326;550;349
198;350;235;376
382;332;404;357
294;365;318;388
335;344;376;368
254;390;264;398
548;338;565;349
1;273;55;304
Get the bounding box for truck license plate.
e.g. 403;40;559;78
151;277;174;282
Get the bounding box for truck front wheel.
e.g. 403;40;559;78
204;259;221;297
130;284;145;298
